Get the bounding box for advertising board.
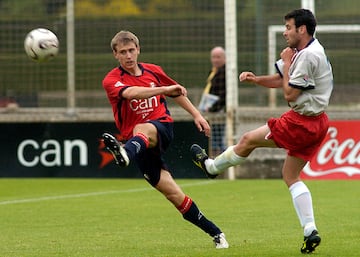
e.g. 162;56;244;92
301;121;360;179
0;122;207;178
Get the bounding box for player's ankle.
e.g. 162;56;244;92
205;159;221;175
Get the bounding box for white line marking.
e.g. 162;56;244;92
0;180;215;206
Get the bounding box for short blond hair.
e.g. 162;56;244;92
110;30;140;51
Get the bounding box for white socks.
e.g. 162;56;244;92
205;146;245;175
205;148;318;237
289;181;317;236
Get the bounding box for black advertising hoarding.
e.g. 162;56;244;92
0;122;207;178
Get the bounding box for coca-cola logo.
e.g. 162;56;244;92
302;121;360;179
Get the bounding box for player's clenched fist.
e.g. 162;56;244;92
280;47;296;64
165;84;187;97
239;71;257;83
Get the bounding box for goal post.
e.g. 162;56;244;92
267;24;360;108
224;0;238;180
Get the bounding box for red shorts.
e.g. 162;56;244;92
267;110;329;161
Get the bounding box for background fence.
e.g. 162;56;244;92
1;0;360;109
1;0;360;173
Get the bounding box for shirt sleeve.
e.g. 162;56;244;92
275;59;284;77
102;72;128;103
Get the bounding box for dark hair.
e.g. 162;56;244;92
284;9;317;36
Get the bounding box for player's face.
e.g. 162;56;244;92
283;18;301;48
113;42;140;72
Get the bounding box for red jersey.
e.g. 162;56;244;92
103;63;176;140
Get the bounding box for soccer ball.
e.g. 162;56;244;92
24;28;59;62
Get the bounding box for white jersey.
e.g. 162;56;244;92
275;38;333;116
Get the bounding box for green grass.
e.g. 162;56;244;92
0;179;359;257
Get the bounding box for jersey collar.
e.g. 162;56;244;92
118;63;144;76
305;37;315;48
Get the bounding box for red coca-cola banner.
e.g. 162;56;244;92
301;120;360;180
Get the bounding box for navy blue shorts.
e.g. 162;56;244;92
134;121;173;187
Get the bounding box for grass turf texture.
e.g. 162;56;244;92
0;179;359;257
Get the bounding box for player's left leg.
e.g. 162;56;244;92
191;124;277;177
282;155;321;253
155;170;229;249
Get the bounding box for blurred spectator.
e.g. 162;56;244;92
199;46;226;154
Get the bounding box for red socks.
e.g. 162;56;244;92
177;195;193;214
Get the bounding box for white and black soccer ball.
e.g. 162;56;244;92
24;28;59;62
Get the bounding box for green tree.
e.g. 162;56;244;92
75;0;141;17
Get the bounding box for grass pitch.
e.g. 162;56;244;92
0;178;359;257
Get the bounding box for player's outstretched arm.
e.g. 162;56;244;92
173;95;210;137
239;71;283;88
122;84;186;99
164;84;187;97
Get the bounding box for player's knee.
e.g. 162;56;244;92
238;132;255;149
282;171;300;187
